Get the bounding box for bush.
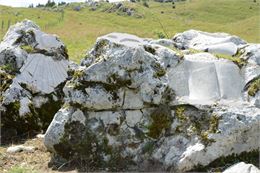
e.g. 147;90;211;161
155;31;166;39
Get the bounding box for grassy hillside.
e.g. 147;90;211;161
0;0;259;63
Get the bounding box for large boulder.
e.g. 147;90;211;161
0;20;70;142
44;32;259;172
173;29;247;56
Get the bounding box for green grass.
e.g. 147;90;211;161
20;45;34;53
0;0;259;63
7;166;37;173
214;53;247;68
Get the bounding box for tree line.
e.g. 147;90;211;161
28;0;67;8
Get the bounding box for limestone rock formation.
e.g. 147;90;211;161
44;31;259;172
0;20;70;142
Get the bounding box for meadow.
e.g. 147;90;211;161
0;0;259;63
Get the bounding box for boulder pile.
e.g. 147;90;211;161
43;31;259;172
0;20;70;142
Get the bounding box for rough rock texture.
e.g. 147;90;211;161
223;162;260;173
44;31;259;172
0;20;70;142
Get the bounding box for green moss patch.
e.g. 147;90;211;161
53;119;133;171
214;53;247;68
147;105;172;139
0;70;14;95
173;105;221;146
21;45;35;53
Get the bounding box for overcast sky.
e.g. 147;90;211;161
0;0;86;7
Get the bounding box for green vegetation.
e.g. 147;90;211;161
147;105;172;139
20;45;35;53
0;0;259;63
214;53;247;68
174;105;221;145
248;78;260;96
175;106;188;122
0;64;16;73
7;166;36;173
73;69;84;79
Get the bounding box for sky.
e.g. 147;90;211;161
0;0;86;7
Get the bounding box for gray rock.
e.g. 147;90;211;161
173;29;247;55
45;32;260;172
0;20;69;141
243;44;260;65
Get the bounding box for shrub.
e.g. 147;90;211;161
155;31;166;39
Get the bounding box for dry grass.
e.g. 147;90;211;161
0;137;77;173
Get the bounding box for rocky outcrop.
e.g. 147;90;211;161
44;31;259;172
0;20;70;142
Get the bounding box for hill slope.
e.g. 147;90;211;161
0;0;259;62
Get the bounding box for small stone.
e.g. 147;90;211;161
7;145;35;153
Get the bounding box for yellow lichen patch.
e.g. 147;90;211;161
214;53;247;68
189;48;203;54
248;78;260;96
20;45;35;53
175;106;188;123
0;70;14;97
168;46;184;58
73;69;84;79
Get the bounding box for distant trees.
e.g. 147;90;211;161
28;4;34;8
58;2;67;6
35;1;66;8
36;3;44;8
45;0;56;7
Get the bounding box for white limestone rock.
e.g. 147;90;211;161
223;162;260;173
168;52;244;102
0;20;69;140
173;29;246;55
44;31;260;172
150;39;174;47
244;44;260;65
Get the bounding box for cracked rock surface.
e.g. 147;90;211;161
44;31;259;172
0;20;70;142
